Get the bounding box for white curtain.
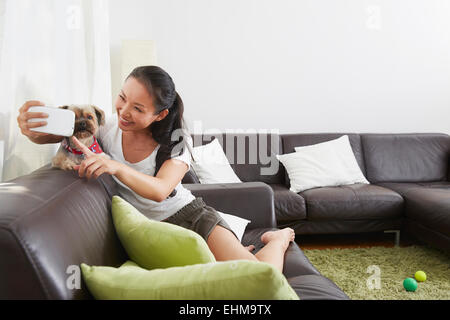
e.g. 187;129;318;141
0;0;111;181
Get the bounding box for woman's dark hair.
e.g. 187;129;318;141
126;66;190;198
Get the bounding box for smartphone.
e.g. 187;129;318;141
28;106;75;137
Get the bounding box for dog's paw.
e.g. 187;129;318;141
56;163;75;171
63;164;77;171
53;157;78;171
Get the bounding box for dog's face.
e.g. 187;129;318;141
59;105;105;139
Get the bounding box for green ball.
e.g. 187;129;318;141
415;271;427;282
403;278;418;292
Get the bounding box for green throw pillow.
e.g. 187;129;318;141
111;195;216;269
81;260;299;300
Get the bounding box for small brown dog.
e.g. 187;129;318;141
52;104;110;171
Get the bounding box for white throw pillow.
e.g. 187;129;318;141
191;139;242;184
276;135;370;193
217;211;251;243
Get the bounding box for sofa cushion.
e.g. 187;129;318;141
361;133;450;183
280;133;366;189
300;183;404;221
216;210;251;242
111;196;216;270
190;138;242;184
403;220;450;253
285;218;403;235
277;135;370;193
191;133;285;184
377;181;450;194
281;133;366;174
81;259;300;300
269;184;307;222
390;187;450;236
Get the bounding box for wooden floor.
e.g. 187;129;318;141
295;232;420;250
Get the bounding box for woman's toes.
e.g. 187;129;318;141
289;229;295;241
245;244;255;252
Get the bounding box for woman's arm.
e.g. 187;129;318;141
114;158;188;202
29;135;64;144
71;136;188;202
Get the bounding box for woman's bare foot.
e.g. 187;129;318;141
260;228;295;249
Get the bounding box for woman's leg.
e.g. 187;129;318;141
206;225;295;273
207;225;259;262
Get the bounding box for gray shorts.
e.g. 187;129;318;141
163;197;238;242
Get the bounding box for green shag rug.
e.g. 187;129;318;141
303;246;450;300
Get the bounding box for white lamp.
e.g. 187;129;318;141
121;40;158;81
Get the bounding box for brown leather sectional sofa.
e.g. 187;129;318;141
1;132;448;300
0;166;348;299
184;133;450;252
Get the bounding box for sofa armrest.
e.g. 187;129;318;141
0;164;127;299
181;169;200;184
184;182;276;230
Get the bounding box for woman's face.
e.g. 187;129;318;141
115;77;166;135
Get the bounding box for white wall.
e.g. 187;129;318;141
109;0;450;134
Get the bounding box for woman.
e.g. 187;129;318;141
17;65;295;272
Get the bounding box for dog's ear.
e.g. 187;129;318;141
92;105;105;126
59;105;69;110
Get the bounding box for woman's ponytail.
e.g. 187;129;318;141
153;92;186;175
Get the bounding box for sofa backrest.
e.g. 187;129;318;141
361;133;450;183
189;133;285;184
184;132;450;186
0;165;127;299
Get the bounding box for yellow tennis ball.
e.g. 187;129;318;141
415;271;427;282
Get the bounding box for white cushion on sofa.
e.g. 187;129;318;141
191;138;242;184
217;211;251;242
276;135;370;193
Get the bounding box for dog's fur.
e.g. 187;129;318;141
52;104;110;171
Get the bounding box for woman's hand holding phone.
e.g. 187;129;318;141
17;100;63;144
17;101;49;139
